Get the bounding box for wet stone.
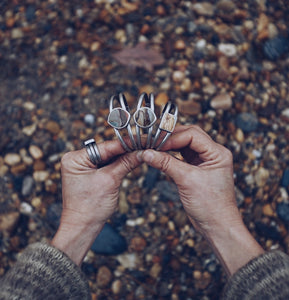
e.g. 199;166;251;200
108;108;130;129
21;176;34;197
91;223;127;255
281;168;289;188
235;113;259;132
277;203;289;225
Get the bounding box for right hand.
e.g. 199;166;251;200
139;125;242;235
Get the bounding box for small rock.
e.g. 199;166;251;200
281;168;289;188
180;78;192;93
20;202;33;215
254;167;269;187
172;70;185;83
192;2;214;16
155;93;169;107
97;266;112;288
129;236;147;252
143;167;161;190
150;263;162;279
22;123;37;136
263;204;274;217
116;253;141;269
11;28;24;39
196;39;206;49
263;36;289;60
111;279;122;295
235;128;245;143
21;176;34;197
33;170;49;182
277;202;289;224
84;114;95;126
210;93;232;110
235;113;258;132
46;203;62;230
29;145;44;160
4;153;21;166
91;223;127;255
45;121;60;135
118;190;129;214
174;40;186;50
218;43;237;57
127;186;142;204
0;211;20;235
176;98;201;116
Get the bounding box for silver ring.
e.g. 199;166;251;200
84;138;102;165
107;94;137;152
151;101;178;150
133;93;157;149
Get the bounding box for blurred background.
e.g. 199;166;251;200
1;0;289;299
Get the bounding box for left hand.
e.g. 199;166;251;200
52;140;141;265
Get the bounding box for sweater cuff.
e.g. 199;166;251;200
222;250;289;299
0;242;91;300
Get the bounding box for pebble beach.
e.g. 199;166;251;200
1;0;289;299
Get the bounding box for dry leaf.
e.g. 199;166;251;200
112;43;164;72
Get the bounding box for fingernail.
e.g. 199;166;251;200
143;150;154;163
136;151;144;162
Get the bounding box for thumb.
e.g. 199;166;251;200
104;151;143;180
141;149;191;183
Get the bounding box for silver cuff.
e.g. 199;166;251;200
151;101;178;150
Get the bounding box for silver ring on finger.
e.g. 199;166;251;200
84;138;102;165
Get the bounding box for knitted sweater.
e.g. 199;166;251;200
1;243;289;299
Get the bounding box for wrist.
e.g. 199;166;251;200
203;219;264;276
51;217;104;266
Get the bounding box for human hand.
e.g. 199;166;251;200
52;140;141;265
139;125;264;275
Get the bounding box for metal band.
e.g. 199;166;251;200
84;138;102;165
108;94;137;151
151;101;178;150
133;93;157;149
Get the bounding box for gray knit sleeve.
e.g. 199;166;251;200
222;250;289;300
0;242;91;300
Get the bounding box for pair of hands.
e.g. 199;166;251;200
52;125;264;275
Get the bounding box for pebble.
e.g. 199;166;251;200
21;176;34;197
192;2;215;16
45;121;60;135
218;43;237;57
176;98;201;116
263;36;289;60
4;153;21;166
33;171;49;182
281;169;289;188
97;266;112;288
156;181;180;201
155;93;169;107
91;223;127;255
277;202;289;224
111;279;122;294
263;204;275;217
20;202;33;215
149;263;162;279
11;28;24;39
84;114;95;126
254;167;269;187
129;236;147;251
116;253;141;269
210;93;232;110
172;70;185;83
0;211;20;235
29;145;44;160
235;113;259;132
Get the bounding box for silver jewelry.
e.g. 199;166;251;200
133;93;157;149
107;93;137;152
84;138;102;165
151;101;178;150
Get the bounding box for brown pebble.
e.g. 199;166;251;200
129;236;147;252
29;145;43;160
211;93;232;110
150;263;162;279
263;203;275;217
45;121;60;135
155;92;169;107
174;40;186;51
176;98;201;116
127;186;142;204
0;212;20;235
97;266;112;288
4;153;21;166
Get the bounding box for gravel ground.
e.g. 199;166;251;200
1;0;289;299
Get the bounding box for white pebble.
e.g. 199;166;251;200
20;202;33;215
196;39;206;49
218;43;237;57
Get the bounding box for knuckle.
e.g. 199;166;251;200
159;155;171;173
